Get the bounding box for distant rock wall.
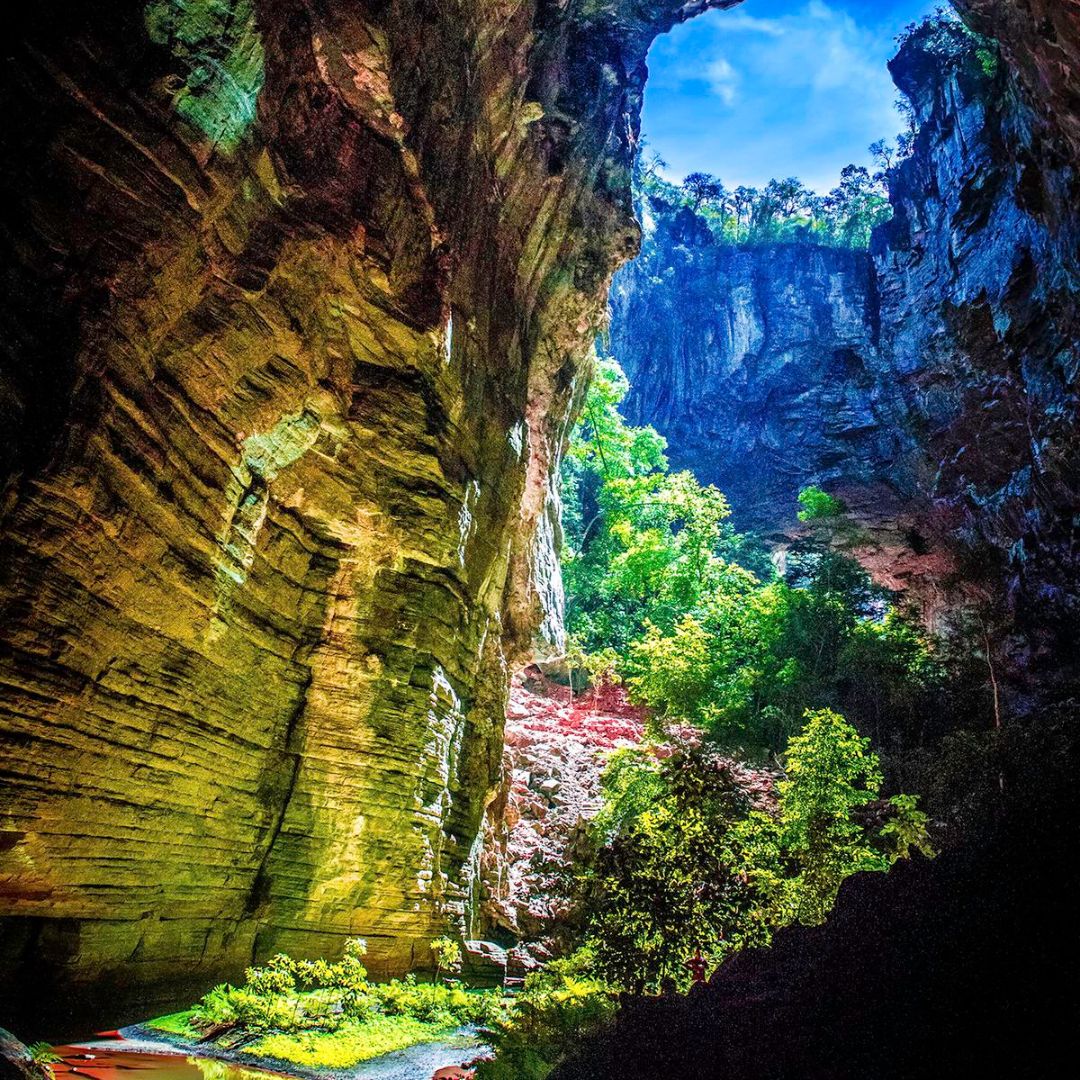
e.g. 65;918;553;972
874;23;1080;631
610;16;1080;640
610;215;903;529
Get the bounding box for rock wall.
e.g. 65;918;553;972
874;19;1080;636
0;0;744;1029
480;672;648;952
610;212;900;529
611;12;1080;640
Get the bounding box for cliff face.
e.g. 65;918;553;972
553;7;1080;1076
0;0;743;1027
874;24;1080;633
610;213;901;528
611;15;1080;638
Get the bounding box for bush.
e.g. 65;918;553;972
797;485;847;522
186;937;501;1048
430;936;463;980
476;953;617;1080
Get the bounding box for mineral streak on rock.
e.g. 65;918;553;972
0;0;744;1025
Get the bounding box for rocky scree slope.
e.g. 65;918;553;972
0;0;745;1029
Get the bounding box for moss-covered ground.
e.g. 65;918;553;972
145;1007;470;1069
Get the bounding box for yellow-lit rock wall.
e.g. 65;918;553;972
0;0;741;1026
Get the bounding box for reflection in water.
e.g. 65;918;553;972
187;1057;284;1080
50;1045;286;1080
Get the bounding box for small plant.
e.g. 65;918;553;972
476;953;617;1080
429;936;463;982
797;485;847;522
27;1044;62;1066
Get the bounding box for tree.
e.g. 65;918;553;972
797;485;847;521
585;748;785;992
584;725;931;991
779;709;885;924
561;357;750;653
869;138;897;183
430;936;463;982
682;171;725;210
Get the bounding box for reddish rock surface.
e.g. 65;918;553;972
479;672;649;945
479;670;777;955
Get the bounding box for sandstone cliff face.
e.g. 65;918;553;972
0;0;743;1026
610;212;900;529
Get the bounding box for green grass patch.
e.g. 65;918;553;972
147;1010;201;1039
247;1016;454;1068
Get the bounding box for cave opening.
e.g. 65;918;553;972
0;0;1077;1077
611;0;939;523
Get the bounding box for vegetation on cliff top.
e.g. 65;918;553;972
634;148;896;250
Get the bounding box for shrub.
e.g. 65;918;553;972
187;937;500;1046
797;485;847;522
430;936;463;980
27;1044;62;1066
476;953;617;1080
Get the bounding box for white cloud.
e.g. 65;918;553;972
718;12;787;36
644;0;906;190
706;56;740;105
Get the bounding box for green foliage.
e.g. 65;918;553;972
797;485;847;522
184;938;502;1064
562;362;945;756
476;952;617;1080
147;1010;201;1038
879;794;936;862
779;709;887;924
581;718;932;991
584;748;786;993
624;550;944;755
430;936;463;979
562;357;760;654
247;1017;450;1069
635;156;892;250
26;1044;62;1066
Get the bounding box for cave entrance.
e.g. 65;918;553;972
640;0;933;199
608;0;938;526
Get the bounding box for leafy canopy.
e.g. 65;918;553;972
581;713;932;992
562;362;945;756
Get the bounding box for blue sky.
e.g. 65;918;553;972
642;0;940;193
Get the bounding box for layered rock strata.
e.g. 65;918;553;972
0;0;742;1027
